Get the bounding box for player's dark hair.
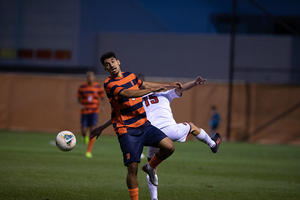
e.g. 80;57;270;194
100;52;117;66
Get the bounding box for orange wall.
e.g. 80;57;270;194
0;73;299;145
0;73;111;135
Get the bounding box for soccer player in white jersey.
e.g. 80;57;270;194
142;76;221;200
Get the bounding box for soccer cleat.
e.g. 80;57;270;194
211;133;222;153
142;163;158;186
85;152;93;158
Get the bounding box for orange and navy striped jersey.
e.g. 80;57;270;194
104;72;147;135
77;82;105;115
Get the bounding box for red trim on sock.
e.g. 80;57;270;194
184;122;191;141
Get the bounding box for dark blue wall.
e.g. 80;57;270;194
78;0;300;66
1;0;299;83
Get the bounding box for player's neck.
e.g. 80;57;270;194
111;71;123;79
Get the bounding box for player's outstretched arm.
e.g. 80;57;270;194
142;81;183;90
120;86;168;98
90;118;112;139
175;76;206;96
99;97;105;112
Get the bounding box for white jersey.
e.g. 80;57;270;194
143;88;192;158
142;89;180;129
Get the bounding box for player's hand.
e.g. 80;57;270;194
89;126;103;139
195;76;206;85
79;104;87;110
171;82;183;89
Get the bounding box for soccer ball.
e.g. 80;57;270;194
56;130;76;151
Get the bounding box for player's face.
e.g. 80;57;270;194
87;72;95;83
103;57;121;77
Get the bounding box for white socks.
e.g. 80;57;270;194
147;174;158;200
195;128;216;148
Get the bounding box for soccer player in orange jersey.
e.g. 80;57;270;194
90;52;182;200
77;71;105;158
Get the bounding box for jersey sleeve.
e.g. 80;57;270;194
135;75;143;88
165;88;181;101
105;81;124;101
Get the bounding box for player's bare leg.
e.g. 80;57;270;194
156;137;175;160
127;162;139;200
86;125;96;158
81;126;89;144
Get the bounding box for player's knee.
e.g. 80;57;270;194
167;142;175;154
188;122;196;130
127;162;138;175
188;122;199;136
160;137;175;155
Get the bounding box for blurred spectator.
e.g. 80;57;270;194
209;105;220;138
77;71;105;158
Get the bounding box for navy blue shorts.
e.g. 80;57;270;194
118;121;167;166
81;113;98;128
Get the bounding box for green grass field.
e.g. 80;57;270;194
0;130;299;200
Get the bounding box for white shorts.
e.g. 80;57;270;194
147;122;191;158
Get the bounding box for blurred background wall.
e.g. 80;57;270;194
0;0;299;144
96;33;299;84
0;73;299;144
1;0;300;83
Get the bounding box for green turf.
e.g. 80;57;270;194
0;130;299;200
